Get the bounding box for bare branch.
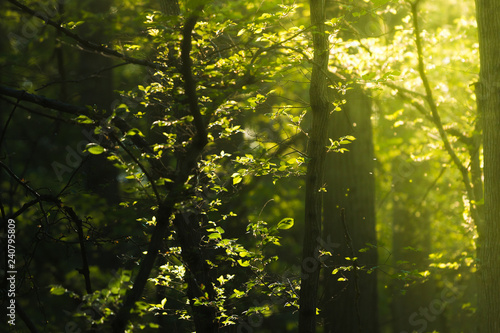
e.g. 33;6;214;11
0;85;92;118
62;206;93;294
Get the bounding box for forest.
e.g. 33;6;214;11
1;0;499;332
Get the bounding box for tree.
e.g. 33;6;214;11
298;0;330;332
0;1;316;331
321;85;378;333
474;0;500;331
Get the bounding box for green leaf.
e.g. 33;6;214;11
50;285;66;295
208;232;221;240
75;115;93;124
86;143;105;155
231;289;245;298
237;259;250;267
277;217;294;230
126;128;145;137
232;173;242;185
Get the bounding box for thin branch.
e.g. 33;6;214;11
1;161;93;296
0;98;18;151
110;132;161;205
111;203;173;333
0;85;92;118
0;160;40;198
9;195;57;220
384;81;427;99
387;83;433;122
63;206;93;294
36;62;129;92
0;160;54;229
340;208;362;332
385;83;477;147
410;2;475;205
412;160;449;216
57;156;88;198
0;96;75;123
6;0;167;70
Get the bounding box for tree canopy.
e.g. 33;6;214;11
0;0;496;332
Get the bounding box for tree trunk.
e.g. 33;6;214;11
474;0;500;332
299;1;330;332
389;158;435;333
321;86;378;333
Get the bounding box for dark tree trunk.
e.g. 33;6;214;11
321;86;378;333
389;158;433;333
474;0;500;331
299;1;330;332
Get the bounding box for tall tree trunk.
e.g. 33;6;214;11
299;1;330;332
474;1;500;332
321;86;378;333
389;158;435;333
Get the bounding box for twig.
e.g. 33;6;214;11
63;206;93;294
1;159;93;297
110;132;161;205
36;63;129;92
340;208;362;332
57;156;88;198
0;161;40;198
9;195;58;220
0;98;18;151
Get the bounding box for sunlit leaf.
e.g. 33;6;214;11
86;143;105;155
277;217;294;230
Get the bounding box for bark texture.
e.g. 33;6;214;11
299;1;330;332
321;87;378;333
475;0;500;332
